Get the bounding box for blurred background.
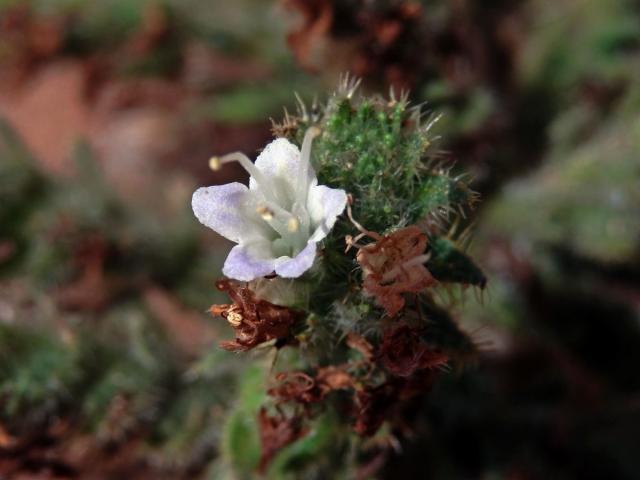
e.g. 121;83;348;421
0;0;639;478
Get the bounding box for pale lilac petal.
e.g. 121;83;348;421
192;183;266;243
274;242;317;278
250;138;316;196
222;242;277;281
307;185;348;242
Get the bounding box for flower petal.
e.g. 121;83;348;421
223;241;277;281
192;183;266;243
251;138;316;202
307;185;348;242
274;242;317;278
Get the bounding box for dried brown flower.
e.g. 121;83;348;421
349;324;446;436
211;279;301;352
352;382;397;437
353;226;435;316
257;408;308;473
268;365;353;405
353;370;439;437
378;325;448;377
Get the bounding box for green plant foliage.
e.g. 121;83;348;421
266;412;348;480
0;121;239;476
0;324;79;426
0;121;48;273
221;365;265;477
482;86;640;264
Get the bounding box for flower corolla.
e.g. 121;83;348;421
192;128;347;281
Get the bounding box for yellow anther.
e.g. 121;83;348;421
256;206;274;221
287;217;300;232
227;309;243;327
208;156;222;171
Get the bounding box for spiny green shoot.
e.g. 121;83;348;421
277;87;477;234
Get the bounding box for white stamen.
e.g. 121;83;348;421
292;202;310;236
296;127;321;205
213;152;282;204
258;201;295;223
256;201;300;244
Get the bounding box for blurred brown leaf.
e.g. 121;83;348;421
54;235;116;312
0;241;16;264
143;286;217;357
0;61;89;175
282;0;333;71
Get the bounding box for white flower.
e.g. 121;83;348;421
192;128;347;281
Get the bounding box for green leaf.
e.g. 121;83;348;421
427;236;486;287
266;413;344;479
221;365;265;477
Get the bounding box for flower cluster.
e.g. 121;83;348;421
192;81;484;475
